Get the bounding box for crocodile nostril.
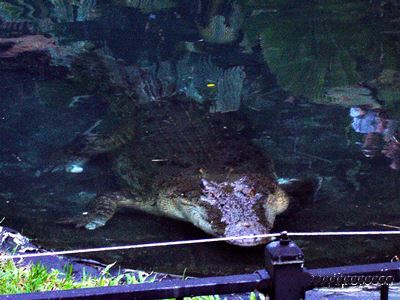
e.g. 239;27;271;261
242;222;251;228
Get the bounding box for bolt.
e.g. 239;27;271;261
279;231;290;245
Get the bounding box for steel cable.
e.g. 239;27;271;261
1;230;400;260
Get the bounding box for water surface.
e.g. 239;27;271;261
1;0;400;276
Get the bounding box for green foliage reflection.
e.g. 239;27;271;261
242;0;400;103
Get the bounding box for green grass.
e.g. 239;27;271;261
0;259;150;294
0;259;251;299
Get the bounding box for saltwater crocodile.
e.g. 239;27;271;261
51;51;316;247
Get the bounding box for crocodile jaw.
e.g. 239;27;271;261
224;222;270;246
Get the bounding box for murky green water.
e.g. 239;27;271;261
1;0;400;276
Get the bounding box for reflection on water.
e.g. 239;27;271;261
350;106;399;169
1;0;400;276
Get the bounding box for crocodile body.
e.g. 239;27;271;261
60;98;292;247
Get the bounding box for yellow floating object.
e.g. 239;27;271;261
206;83;216;88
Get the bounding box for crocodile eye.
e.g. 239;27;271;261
223;185;233;193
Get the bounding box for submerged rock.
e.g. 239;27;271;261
0;35;93;75
0;35;65;75
322;86;381;109
0;35;56;58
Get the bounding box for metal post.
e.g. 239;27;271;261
380;284;389;300
265;231;311;300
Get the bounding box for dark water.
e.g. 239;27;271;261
1;0;400;276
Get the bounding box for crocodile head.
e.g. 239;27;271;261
199;176;289;247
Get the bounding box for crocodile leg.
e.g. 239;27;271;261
39;118;136;176
64;120;136;157
57;190;134;230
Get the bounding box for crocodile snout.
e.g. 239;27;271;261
225;221;270;247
